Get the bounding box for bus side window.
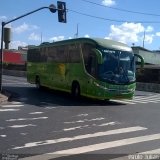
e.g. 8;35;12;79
47;46;67;63
40;47;48;62
56;45;67;62
47;46;57;62
28;48;41;62
68;44;80;63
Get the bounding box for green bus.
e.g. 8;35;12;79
27;38;144;100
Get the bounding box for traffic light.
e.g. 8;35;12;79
57;1;67;23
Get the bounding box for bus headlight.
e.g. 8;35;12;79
94;82;108;90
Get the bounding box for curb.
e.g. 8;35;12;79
0;94;8;103
0;90;12;103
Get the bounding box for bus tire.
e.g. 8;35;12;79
71;82;80;98
35;76;41;89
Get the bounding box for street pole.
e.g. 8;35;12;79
0;4;56;92
0;22;5;92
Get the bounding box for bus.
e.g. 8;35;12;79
27;38;144;100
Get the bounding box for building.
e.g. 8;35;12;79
132;46;160;67
132;46;160;83
3;47;27;65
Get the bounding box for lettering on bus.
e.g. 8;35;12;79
102;49;116;54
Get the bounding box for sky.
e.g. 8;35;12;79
1;0;160;50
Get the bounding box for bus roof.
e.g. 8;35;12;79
31;38;132;52
92;38;132;52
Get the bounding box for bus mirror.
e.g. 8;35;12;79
92;49;103;64
134;54;144;69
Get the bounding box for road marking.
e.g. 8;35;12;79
125;97;160;103
133;94;160;100
63;125;89;131
3;78;28;85
9;124;36;128
111;100;136;104
64;117;105;124
98;121;119;126
76;114;88;117
1;104;23;108
0;103;23;112
0;135;7;138
3;78;26;83
63;121;119;131
20;133;28;136
112;94;160;104
12;102;22;104
3;83;28;85
0;109;19;112
13;126;146;150
29;112;43;115
20;133;160;160
143;99;160;103
6;117;48;122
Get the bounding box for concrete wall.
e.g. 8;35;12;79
136;82;160;93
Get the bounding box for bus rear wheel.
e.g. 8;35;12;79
35;76;41;89
71;82;80;98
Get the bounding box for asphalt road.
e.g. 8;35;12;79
1;75;160;160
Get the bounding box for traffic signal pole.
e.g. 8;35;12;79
0;22;5;92
0;5;57;92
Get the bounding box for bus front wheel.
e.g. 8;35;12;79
71;82;80;98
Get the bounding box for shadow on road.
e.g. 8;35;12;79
4;85;124;107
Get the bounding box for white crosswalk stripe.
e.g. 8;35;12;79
1;100;160;160
111;99;136;104
13;123;159;160
13;126;147;149
19;132;160;160
0;101;23;112
112;94;160;105
0;108;20;112
1;104;24;107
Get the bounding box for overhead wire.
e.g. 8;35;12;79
68;9;160;24
81;0;160;17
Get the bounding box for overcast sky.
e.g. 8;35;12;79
1;0;160;50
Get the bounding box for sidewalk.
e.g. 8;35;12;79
0;91;10;103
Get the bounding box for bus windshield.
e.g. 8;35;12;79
98;48;135;84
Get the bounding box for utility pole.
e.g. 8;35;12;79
74;24;79;38
41;32;43;43
143;30;146;48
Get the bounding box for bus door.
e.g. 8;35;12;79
55;46;68;90
86;54;98;97
66;44;82;91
